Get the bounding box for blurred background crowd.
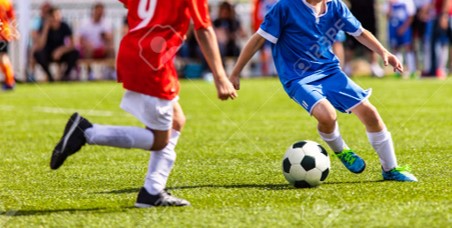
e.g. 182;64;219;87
1;0;452;90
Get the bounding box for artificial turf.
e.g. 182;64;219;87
1;77;451;227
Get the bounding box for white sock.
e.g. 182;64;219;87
395;52;404;66
84;124;154;150
423;40;431;71
318;123;349;153
406;51;416;74
366;130;398;171
144;130;180;195
436;44;448;70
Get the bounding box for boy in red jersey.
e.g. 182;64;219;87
0;0;18;90
50;0;237;207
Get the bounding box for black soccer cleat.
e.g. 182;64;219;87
50;112;92;170
135;187;190;207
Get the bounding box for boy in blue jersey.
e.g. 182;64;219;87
230;0;417;181
385;0;417;78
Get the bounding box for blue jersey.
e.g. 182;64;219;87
385;0;416;48
386;0;415;29
258;0;362;86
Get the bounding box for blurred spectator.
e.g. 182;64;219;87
0;0;18;90
78;2;114;80
213;1;245;61
34;7;79;82
385;0;417;78
429;0;452;78
252;0;277;76
27;1;52;82
412;0;434;74
344;0;385;77
79;3;113;59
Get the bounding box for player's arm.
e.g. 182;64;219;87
194;27;237;100
354;29;403;72
229;33;266;90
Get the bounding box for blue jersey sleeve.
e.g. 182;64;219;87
257;2;284;44
336;0;362;36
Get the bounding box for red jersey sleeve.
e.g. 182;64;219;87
188;0;212;30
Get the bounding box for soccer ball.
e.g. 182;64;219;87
282;140;330;188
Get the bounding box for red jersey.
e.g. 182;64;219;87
0;0;15;41
435;0;452;15
117;0;211;99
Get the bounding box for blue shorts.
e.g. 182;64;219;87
389;26;412;48
285;71;371;114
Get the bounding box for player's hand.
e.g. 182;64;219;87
215;77;238;100
383;51;403;73
229;74;240;90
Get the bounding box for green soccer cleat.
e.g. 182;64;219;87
382;166;418;182
335;149;366;173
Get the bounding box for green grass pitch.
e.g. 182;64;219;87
1;77;451;227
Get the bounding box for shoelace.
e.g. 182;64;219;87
158;190;185;206
390;165;411;173
337;151;356;164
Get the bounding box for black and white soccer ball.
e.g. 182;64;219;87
282;140;330;188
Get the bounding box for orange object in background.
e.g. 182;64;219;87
0;0;15;41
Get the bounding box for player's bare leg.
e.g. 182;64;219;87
312;100;366;173
311;100;337;134
149;129;171;151
352;101;417;181
0;53;15;90
137;102;190;207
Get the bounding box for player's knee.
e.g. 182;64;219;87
312;101;336;125
359;103;382;126
315;111;337;127
361;103;378;118
172;113;186;131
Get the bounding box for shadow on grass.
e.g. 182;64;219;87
3;206;137;217
99;179;384;194
5;180;384;217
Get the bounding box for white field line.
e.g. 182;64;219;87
0;105;126;117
